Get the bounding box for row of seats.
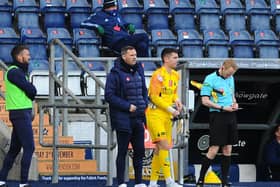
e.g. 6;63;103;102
1;0;280;33
1;27;280;68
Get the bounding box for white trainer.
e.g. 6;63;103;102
166;182;183;187
148;184;160;187
118;184;127;187
134;183;147;187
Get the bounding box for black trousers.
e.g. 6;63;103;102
116;118;145;185
0;109;35;184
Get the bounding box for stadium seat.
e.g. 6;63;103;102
29;59;50;95
21;27;48;60
270;0;280;33
66;0;91;28
245;0;270;32
143;0;169;32
13;0;40;30
151;29;178;57
0;27;20;64
91;0;104;12
0;0;12;27
229;30;254;58
47;27;82;95
203;29;229;58
40;0;66;29
195;0;220;31
73;28;104;71
177;29;203;58
254;30;280;58
47;27;72;58
169;0;195;32
220;0;246;32
119;0;144;29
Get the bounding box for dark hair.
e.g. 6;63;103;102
11;45;29;62
103;0;118;9
161;48;178;62
121;46;136;56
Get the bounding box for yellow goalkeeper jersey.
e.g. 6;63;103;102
147;66;179;116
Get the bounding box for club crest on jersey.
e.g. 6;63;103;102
126;77;130;81
157;75;163;82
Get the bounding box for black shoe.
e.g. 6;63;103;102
222;183;231;187
196;180;204;187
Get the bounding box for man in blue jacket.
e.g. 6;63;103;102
105;46;148;187
0;45;37;187
264;123;280;181
81;0;149;57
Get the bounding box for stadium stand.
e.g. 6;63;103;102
220;0;247;32
229;30;255;58
0;27;20;64
177;29;204;58
2;1;280;186
40;0;66;29
195;0;220;31
254;29;280;58
169;0;196;32
245;0;271;32
143;0;169;32
119;0;144;30
0;0;12;28
66;0;91;29
203;29;229;57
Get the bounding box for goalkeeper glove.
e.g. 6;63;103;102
96;25;104;35
127;24;135;34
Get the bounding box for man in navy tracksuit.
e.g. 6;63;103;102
105;46;148;187
81;0;149;57
0;45;37;187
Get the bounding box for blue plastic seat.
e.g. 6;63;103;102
195;0;220;31
143;0;169;32
270;0;280;33
66;0;91;28
47;28;73;58
220;0;246;32
119;0;144;29
0;28;20;64
91;0;104;12
245;0;270;32
13;0;40;30
254;30;280;58
40;0;66;29
177;29;203;58
21;28;48;60
203;29;229;58
0;0;12;27
73;28;104;71
151;29;178;57
229;30;254;58
169;0;195;32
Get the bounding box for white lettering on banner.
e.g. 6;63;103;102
233;140;246;147
235;91;268;101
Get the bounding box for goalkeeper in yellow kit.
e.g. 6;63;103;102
146;48;183;187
